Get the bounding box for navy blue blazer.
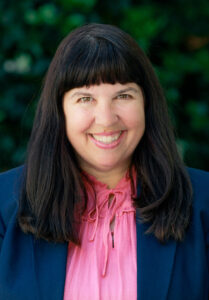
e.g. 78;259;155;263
0;166;209;300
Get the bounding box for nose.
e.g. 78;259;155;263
94;101;118;127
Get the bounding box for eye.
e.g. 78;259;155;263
78;96;94;103
117;94;132;100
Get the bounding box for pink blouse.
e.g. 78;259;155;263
63;171;137;300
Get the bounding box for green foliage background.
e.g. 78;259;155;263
1;0;209;172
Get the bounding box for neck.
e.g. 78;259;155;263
81;164;130;189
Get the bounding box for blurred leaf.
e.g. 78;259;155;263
61;14;86;35
186;101;209;130
24;4;59;26
121;5;167;50
58;0;96;12
3;54;32;74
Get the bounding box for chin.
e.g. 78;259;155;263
94;160;128;172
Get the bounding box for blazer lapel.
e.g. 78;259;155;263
33;238;68;300
136;210;177;300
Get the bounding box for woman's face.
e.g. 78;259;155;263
63;83;145;174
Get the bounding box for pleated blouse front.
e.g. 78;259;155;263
63;172;137;300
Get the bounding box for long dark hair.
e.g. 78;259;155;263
18;23;193;243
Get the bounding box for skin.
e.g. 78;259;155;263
62;82;145;188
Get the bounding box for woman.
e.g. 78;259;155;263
0;23;209;300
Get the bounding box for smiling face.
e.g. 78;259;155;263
62;82;145;178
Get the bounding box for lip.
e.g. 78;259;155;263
89;130;126;149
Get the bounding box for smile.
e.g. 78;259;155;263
89;131;125;149
91;131;122;144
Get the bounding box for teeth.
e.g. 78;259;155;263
92;132;122;144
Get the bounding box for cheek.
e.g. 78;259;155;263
64;108;93;136
121;105;145;130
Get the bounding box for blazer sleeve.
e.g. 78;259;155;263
0;212;4;250
0;166;24;251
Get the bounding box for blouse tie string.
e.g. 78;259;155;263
86;190;134;276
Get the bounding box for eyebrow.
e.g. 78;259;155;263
71;92;93;98
114;87;139;95
70;87;139;98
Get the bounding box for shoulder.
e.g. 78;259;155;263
187;167;209;203
0;165;24;186
0;166;24;227
186;167;209;228
187;167;209;189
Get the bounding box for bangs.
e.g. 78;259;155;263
61;36;143;92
